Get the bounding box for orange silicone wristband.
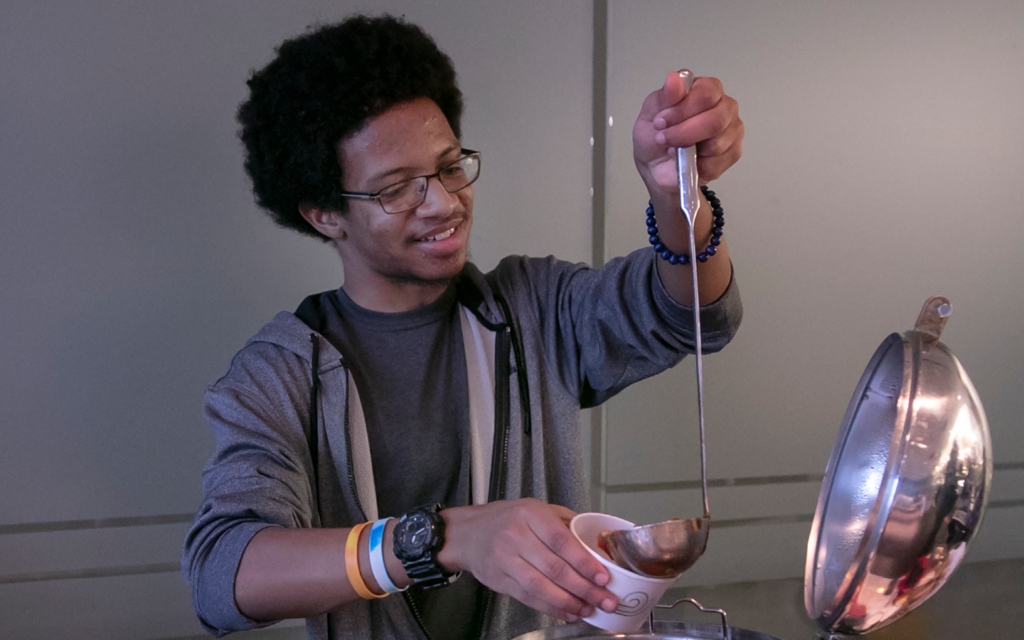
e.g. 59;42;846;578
345;522;386;599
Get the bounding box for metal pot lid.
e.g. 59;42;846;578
804;296;992;635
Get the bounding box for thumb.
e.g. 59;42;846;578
657;70;689;111
640;70;689;121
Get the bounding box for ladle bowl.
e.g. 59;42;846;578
600;516;709;579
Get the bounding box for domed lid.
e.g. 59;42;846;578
804;297;992;635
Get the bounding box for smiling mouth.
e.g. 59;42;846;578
416;225;458;243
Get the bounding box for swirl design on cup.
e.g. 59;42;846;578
614;591;650;616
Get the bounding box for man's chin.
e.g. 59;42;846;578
387;264;465;288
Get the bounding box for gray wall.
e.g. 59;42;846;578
597;0;1024;590
0;1;1020;638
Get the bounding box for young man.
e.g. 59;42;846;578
183;14;744;640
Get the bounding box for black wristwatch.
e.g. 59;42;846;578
393;503;460;590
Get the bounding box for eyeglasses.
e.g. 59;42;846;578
340;149;481;214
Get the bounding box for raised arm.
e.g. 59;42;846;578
633;72;744;306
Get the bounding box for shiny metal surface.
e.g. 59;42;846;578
511;620;779;640
600;517;709;578
674;68;710;522
805;296;992;635
653;597;730;638
604;70;713;580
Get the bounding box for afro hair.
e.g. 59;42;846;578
237;15;464;240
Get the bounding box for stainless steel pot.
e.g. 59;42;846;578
804;296;992;635
513;598;781;640
512;621;776;640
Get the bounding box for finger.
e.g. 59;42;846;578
696;115;744;160
474;529;592;621
527;516;617;610
501;559;594;621
530;510;609;584
697;136;743;184
653;77;724;129
549;504;578;525
520;537;617;614
655;97;737;149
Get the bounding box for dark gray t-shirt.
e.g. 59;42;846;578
315;285;483;639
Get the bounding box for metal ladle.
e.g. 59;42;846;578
599;70;711;579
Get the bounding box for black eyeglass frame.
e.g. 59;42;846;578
339;149;481;214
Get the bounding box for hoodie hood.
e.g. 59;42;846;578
245;261;507;367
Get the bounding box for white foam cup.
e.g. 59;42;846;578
569;512;678;633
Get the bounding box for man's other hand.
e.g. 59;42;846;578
437;499;618;622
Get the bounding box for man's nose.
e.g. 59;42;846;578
415;176;458;217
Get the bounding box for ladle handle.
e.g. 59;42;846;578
676;70;700;226
676;69;710;520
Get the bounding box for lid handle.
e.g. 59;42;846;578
653;597;731;639
914;296;952;347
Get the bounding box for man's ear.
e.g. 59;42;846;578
299;204;347;241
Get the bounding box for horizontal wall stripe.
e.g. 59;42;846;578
710;498;1022;531
0;513;193;536
713;513;815;529
606;460;1024;495
0;562;180;585
606;473;825;494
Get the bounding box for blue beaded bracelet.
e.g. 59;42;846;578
647;186;724;265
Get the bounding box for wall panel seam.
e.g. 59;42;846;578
0;513;193;535
606;461;1024;494
0;562;180;585
590;0;610;514
606;473;825;493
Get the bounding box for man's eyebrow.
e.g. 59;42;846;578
366;143;462;187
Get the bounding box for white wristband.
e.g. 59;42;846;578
368;518;405;594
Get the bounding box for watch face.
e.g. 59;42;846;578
398;513;431;554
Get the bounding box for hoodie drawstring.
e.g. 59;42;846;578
308;333;321;509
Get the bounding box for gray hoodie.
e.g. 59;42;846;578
182;248;742;639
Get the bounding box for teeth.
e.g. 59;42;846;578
422;227;455;242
